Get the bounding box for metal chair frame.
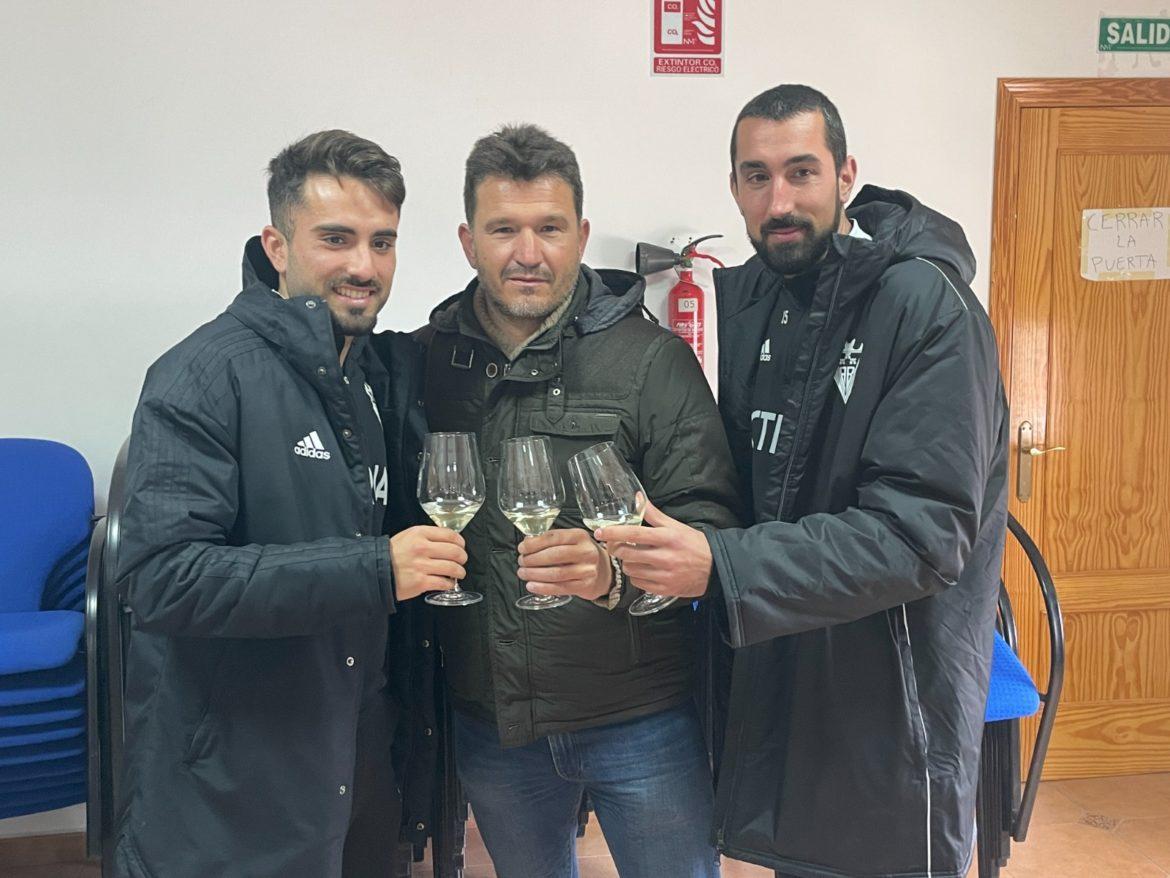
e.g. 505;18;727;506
975;514;1066;877
84;438;130;875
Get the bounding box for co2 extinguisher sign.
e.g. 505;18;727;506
653;0;723;75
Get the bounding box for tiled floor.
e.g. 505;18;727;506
991;772;1170;877
8;774;1170;877
407;773;1170;878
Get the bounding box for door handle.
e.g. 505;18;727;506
1017;420;1066;502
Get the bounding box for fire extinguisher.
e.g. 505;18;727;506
634;234;725;366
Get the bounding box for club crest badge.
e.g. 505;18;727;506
835;339;863;404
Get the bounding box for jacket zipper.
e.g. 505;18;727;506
717;260;847;849
774;260;847;520
899;604;934;877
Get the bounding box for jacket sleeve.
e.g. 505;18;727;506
708;275;1005;648
638;334;743;533
116;364;396;639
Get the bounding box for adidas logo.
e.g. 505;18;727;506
759;339;772;362
294;430;332;460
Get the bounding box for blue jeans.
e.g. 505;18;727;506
454;702;719;878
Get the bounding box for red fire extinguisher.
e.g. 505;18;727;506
635;234;724;366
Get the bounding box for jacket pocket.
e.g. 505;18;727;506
889;606;930;759
183;710;216;765
528;410;621;440
528;410;623;506
181;644;233;765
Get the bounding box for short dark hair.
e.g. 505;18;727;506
463;124;584;223
267;129;405;235
730;84;847;176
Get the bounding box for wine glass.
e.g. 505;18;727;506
568;441;673;617
417;432;485;607
498;435;572;611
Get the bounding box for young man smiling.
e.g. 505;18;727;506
115;130;462;877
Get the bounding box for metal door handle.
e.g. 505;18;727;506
1029;445;1067;457
1017;421;1066;502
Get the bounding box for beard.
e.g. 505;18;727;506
327;300;379;337
750;202;842;276
479;264;578;322
305;274;384;337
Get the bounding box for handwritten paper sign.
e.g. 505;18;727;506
1081;208;1170;281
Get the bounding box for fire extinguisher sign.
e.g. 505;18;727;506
653;0;723;75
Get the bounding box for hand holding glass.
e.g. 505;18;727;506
417;432;484;607
568;441;674;617
499;435;572;611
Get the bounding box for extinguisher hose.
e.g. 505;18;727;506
689;250;726;269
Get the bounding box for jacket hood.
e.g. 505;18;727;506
716;185;976;320
847;184;976;284
243;235;280;290
427;265;646;338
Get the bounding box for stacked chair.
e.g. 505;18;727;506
85;438;130;874
975;514;1065;878
0;438;94;819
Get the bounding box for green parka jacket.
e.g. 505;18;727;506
419;265;741;747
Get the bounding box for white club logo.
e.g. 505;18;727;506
363;382;383;427
835;339;863;404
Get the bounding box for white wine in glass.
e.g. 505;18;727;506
420;500;482;532
504;507;562;537
417;432;485;607
498;435;572;611
581;510;643;531
568;441;672;617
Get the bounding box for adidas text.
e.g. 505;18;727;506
295;445;331;460
294;431;332;461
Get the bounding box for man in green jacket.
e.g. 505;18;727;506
415;124;740;878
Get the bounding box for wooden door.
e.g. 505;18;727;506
991;78;1170;779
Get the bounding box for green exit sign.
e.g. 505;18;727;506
1099;17;1170;52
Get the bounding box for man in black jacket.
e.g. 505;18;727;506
599;85;1009;877
114;130;465;878
400;124;740;878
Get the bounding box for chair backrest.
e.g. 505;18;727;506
85;436;132;869
998;513;1065;843
0;438;94;612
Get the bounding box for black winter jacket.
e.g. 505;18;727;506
708;187;1010;878
418;267;741;748
112;240;430;877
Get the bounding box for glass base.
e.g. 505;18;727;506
628;594;677;617
426;589;483;607
515;593;573;611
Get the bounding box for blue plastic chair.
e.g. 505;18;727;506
975;515;1065;878
0;438;93;818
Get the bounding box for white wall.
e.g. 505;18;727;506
1;0;1164;838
